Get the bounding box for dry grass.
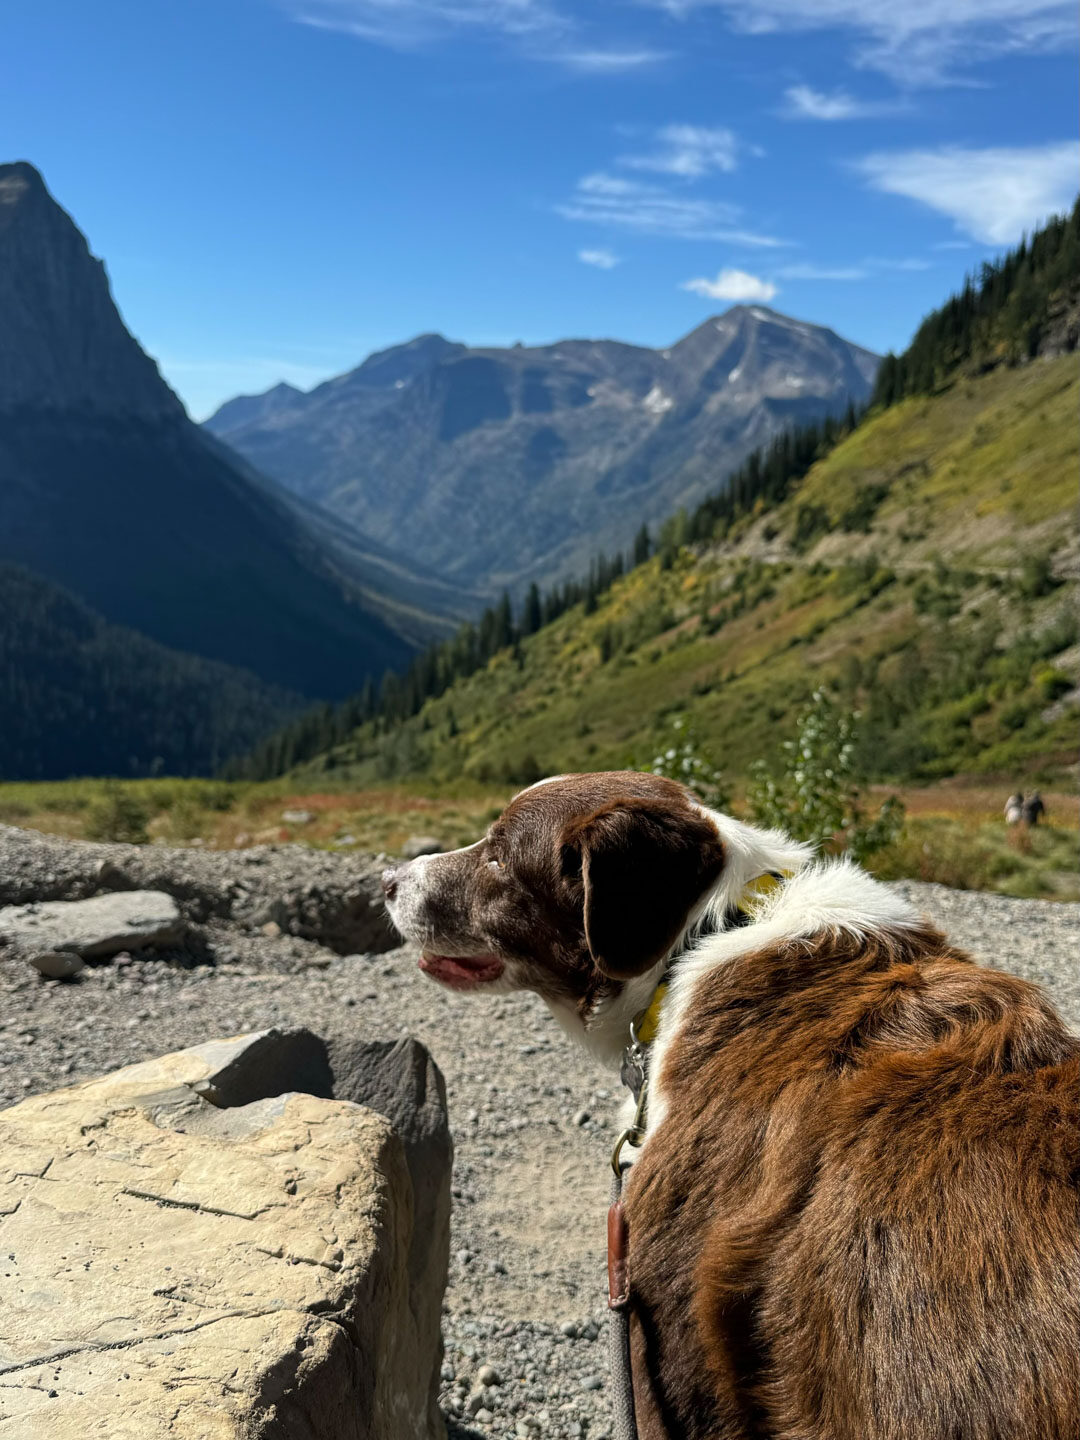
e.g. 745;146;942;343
1;776;1074;902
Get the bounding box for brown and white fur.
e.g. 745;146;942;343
382;771;1080;1440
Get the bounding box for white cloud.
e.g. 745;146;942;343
681;267;778;300
556;48;670;71
290;0;669;69
778;262;867;279
621;124;739;177
783;85;878;120
556;172;786;245
294;0;561;46
578;247;620;268
866;255;933;271
855;141;1079;244
647;0;1077;83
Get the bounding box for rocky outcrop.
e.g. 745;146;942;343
0;162;182;419
0;1028;451;1438
0;826;398;956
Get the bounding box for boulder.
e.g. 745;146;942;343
400;836;443;859
0;890;184;962
0;1028;450;1439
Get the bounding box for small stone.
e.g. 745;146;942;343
572;1109;590;1127
477;1363;501;1386
581;1375;603;1391
260;921;282;938
29;950;84;980
456;1249;473;1266
559;1321;578;1338
475;1409;494;1425
580;1319;600;1341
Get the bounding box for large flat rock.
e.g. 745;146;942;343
0;890;184;961
0;1030;449;1439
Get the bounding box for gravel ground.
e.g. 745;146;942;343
1;827;1077;1439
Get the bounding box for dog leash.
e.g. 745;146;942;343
603;873;785;1437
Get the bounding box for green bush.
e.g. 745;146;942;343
747;690;905;861
640;716;730;807
84;784;150;844
1036;667;1073;702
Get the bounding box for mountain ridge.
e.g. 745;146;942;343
205;307;879;595
0;160;469;699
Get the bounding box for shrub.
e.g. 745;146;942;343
1036;667;1073;702
84;783;150;844
746;689;905;861
1017;551;1060;599
641;716;730;807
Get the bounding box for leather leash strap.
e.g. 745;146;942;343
608;1167;637;1440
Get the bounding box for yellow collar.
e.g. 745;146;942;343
632;871;785;1046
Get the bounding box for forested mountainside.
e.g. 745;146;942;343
232;211;1078;789
0;160;422;699
0;565;302;779
205;307;878;594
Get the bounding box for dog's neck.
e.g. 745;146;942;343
547;811;815;1070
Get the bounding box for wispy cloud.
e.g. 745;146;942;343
777;262;867;280
647;0;1077;83
681;267;778;301
620;124;739;177
556;47;670;71
578;247;620;268
293;0;559;46
555;172;786;245
290;0;668;70
782;84;888;120
855;141;1079;244
866;255;933;271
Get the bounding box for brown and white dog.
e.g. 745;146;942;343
382;771;1080;1440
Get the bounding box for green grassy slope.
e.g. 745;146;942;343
293;353;1078;794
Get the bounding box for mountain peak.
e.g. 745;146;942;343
0;159;183;419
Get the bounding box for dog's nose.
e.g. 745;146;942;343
381;866;399;900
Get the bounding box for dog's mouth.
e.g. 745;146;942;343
418;951;505;990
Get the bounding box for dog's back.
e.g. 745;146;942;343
627;921;1080;1440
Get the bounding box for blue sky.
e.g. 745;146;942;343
3;0;1076;418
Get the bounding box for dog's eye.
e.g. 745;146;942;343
487;858;505;871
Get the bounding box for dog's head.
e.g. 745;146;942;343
381;771;727;1024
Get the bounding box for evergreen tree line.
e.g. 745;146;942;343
679;402;863;548
227;210;1078;782
873;200;1079;406
0;565;301;781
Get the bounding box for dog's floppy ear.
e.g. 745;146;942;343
565;797;725;980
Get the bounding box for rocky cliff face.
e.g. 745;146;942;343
0;161;181;418
205;308;879;593
0;161;419;699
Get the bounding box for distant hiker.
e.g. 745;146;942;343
1004;791;1024;825
1022;791;1046;827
